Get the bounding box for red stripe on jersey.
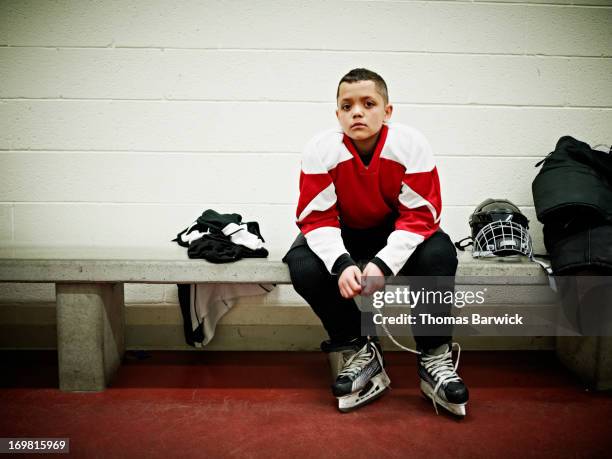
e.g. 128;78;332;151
401;167;442;217
298;208;340;234
395;206;439;236
296;171;334;218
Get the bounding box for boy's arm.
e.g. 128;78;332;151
374;130;442;275
296;135;356;274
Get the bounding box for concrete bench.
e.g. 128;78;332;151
0;247;609;392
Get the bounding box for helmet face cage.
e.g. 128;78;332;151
472;220;533;258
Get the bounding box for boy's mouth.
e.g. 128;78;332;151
351;122;367;129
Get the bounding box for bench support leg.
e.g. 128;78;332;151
556;336;612;390
55;283;125;391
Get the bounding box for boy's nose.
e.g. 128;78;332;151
352;106;364;117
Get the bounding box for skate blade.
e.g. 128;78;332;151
337;372;391;413
420;380;467;417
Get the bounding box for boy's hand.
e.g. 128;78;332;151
361;262;385;296
338;266;362;299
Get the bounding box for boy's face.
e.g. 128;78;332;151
336;80;393;144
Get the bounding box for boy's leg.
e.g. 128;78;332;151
283;243;362;343
283;230;392;411
397;229;469;416
398;229;458;349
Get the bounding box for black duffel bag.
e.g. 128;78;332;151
533;136;612;228
532;136;612;272
549;225;612;275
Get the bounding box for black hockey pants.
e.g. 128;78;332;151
283;225;458;351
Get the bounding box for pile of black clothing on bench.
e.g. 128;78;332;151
172;209;271;347
173;208;268;262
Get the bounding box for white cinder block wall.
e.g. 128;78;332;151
0;0;611;308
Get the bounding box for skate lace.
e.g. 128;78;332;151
338;343;379;379
380;322;420;355
421;342;462;415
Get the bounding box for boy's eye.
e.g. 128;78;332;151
341;104;351;111
365;100;375;107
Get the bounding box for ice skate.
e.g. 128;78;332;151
418;342;469;417
327;338;390;412
321;338;362;382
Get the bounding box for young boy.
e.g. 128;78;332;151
283;68;468;416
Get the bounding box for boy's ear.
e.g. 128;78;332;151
384;104;393;121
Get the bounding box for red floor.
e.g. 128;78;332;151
1;350;611;459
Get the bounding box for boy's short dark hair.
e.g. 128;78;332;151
336;68;389;105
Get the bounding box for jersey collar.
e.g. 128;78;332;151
342;124;389;173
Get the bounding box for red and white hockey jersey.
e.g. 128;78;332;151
295;122;442;275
